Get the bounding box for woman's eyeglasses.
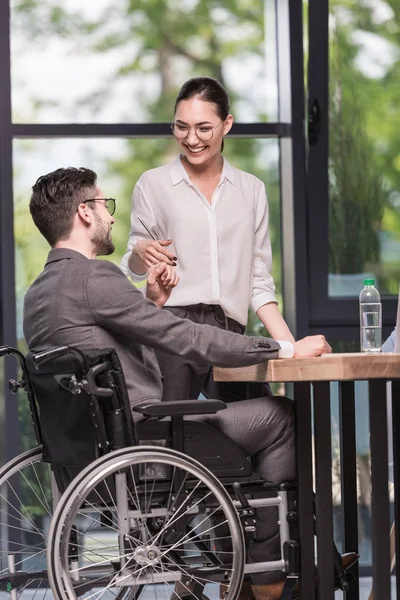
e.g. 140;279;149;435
82;198;116;216
170;120;224;141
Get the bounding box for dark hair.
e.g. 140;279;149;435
174;77;230;151
30;167;97;246
174;77;230;120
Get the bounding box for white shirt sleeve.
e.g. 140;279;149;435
120;177;156;281
250;183;278;313
277;340;295;358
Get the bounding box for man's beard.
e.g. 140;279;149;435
92;214;115;256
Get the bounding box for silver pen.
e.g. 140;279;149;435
137;216;159;242
137;216;177;264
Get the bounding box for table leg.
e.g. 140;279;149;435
339;381;359;600
368;379;391;598
294;381;316;600
313;381;335;599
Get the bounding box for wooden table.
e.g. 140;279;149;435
214;353;400;600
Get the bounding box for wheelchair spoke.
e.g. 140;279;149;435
144;469;157;517
128;465;143;521
154;558;218;599
159;508;228;559
79;570;135;600
155;562;178;599
0;488;47;541
1;546;47;573
29;575;46;600
75;504;123;539
124;468;153;543
10;575;44;600
160;465;190;523
150;482;208;546
20;466;52;518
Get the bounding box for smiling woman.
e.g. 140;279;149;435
120;77;296;405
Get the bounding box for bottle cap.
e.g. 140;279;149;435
364;278;375;285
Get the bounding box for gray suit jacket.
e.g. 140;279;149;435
23;249;281;414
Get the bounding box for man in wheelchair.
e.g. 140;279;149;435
19;167;352;600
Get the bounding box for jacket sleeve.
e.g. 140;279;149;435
120;176;158;281
86;260;281;367
250;182;278;313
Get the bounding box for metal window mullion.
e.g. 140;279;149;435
12;122;291;139
306;0;330;324
277;0;308;339
0;0;20;465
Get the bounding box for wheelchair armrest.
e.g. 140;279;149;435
133;399;227;417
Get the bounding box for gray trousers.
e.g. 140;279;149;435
193;395;296;585
156;304;273;401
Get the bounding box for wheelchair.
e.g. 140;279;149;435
0;344;352;600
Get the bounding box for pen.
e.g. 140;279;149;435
137;216;159;242
137;216;177;264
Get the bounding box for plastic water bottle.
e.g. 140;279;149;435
359;279;382;353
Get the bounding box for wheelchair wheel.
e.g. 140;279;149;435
48;446;244;600
0;446;51;600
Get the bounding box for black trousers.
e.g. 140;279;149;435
155;304;272;402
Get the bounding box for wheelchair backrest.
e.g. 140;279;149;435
26;348;135;469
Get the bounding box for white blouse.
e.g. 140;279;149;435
121;155;277;327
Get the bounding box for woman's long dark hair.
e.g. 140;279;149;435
174;77;230;151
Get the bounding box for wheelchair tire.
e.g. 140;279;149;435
0;445;52;600
47;446;245;600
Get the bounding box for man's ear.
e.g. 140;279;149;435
76;203;92;224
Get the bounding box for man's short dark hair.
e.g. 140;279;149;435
30;167;98;246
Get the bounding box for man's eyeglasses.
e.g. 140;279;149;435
170;120;224;141
82;198;116;216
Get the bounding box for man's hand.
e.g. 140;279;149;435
293;335;332;358
146;262;179;308
133;239;176;268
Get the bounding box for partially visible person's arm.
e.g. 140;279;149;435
120;178;176;278
257;303;331;355
256;303;295;343
249;183;277;315
382;329;396;352
250;183;295;342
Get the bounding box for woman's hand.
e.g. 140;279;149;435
146;262;180;308
293;335;332;358
133;239;177;269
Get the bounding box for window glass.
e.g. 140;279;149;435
11;0;278;123
328;0;400;297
